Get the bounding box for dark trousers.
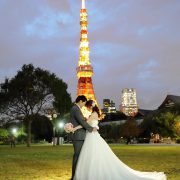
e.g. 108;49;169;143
72;140;84;179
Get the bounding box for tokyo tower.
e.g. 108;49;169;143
76;0;98;105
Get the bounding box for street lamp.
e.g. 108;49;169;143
51;113;57;146
10;128;17;148
57;122;64;145
47;110;58;146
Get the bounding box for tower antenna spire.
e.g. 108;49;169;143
82;0;86;9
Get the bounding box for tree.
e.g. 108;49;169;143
141;111;179;137
120;118;140;139
173;116;180;137
108;123;121;143
154;112;176;137
0;128;8;138
31;115;53;142
0;64;72;147
0;128;9;144
99;124;112;140
140;110;161;137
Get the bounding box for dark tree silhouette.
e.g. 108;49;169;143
0;64;72;147
120;118;140;140
31;115;53;142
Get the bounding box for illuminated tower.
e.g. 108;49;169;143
76;0;97;104
120;88;138;117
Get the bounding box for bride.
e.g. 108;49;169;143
73;100;166;180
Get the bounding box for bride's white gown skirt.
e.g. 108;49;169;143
74;131;166;180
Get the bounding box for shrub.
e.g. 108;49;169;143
176;137;180;144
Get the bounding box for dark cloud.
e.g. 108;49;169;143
0;0;180;109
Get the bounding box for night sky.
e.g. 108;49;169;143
0;0;180;110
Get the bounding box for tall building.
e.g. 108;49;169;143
120;88;138;117
76;0;98;105
103;99;116;114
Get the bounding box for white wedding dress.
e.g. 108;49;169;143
74;119;166;180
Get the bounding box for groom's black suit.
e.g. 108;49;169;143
70;104;93;179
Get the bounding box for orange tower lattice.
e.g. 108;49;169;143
76;0;98;105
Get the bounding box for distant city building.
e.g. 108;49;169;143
100;94;180;126
120;88;138;117
103;99;116;114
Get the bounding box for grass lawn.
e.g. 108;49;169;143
0;144;179;180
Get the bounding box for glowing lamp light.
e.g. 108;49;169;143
58;122;64;129
12;128;17;134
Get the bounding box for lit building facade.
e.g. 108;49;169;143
76;0;98;105
120;88;138;117
103;99;116;114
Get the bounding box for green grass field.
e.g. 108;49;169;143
0;144;179;180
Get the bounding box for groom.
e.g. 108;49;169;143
70;95;97;180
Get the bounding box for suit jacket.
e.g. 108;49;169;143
70;104;93;141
